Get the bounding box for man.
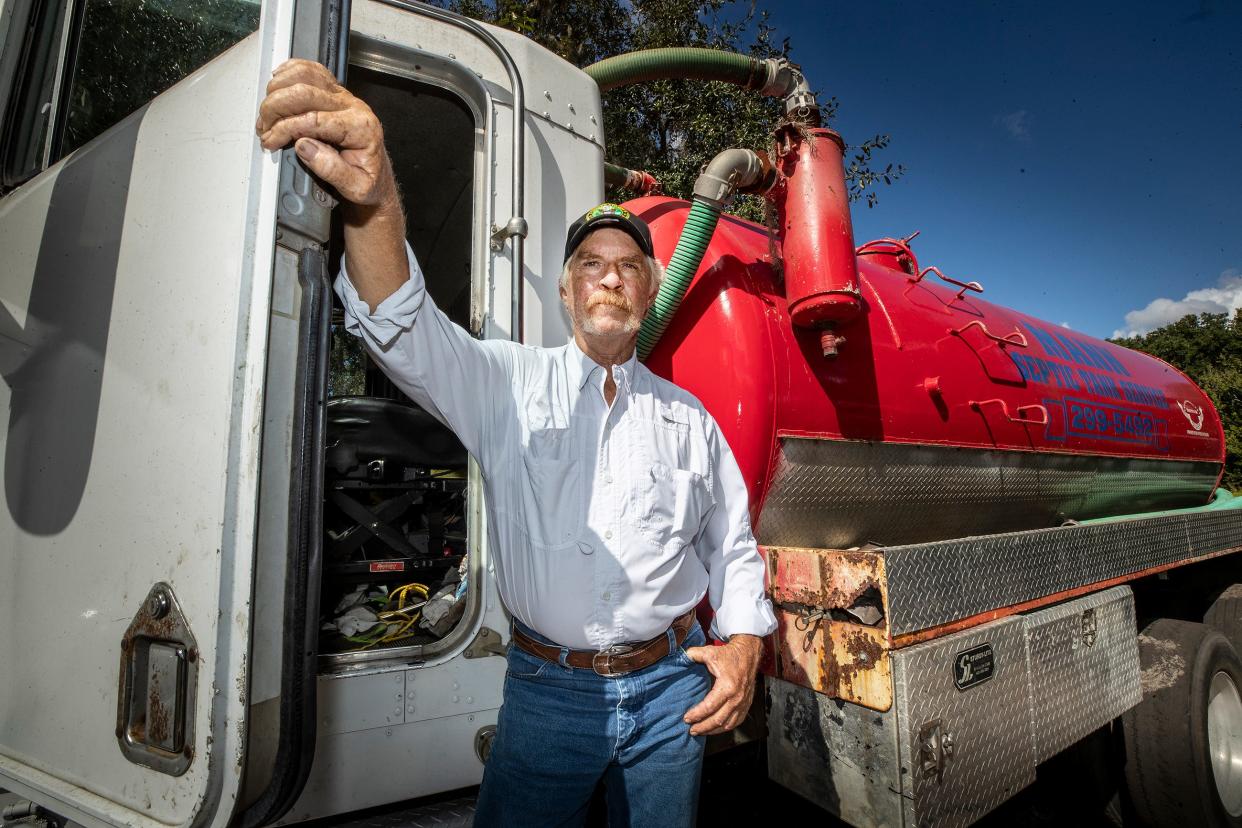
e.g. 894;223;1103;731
255;59;776;827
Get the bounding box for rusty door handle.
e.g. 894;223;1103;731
970;398;1049;426
950;319;1029;348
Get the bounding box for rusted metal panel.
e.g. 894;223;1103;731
764;546;892;711
773;611;892;711
767;545;886;611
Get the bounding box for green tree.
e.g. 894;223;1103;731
440;0;902;220
1112;312;1242;492
63;0;259;157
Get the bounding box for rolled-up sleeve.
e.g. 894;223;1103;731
696;423;778;641
334;242;515;463
335;243;427;350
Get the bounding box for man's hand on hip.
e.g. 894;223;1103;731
681;633;762;736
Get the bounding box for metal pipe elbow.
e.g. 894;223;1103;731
757;58;820;123
692;148;775;208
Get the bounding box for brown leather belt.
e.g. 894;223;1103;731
511;609;697;677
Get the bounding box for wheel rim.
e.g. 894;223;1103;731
1208;670;1242;816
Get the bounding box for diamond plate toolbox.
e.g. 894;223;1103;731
884;509;1242;637
1025;586;1140;763
890;587;1141;827
892;616;1033;828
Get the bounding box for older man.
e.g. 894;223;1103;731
256;59;776;827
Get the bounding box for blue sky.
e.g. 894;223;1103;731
760;0;1241;339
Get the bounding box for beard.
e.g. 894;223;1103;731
576;290;642;336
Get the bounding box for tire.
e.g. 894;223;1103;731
1205;585;1242;652
1120;618;1242;828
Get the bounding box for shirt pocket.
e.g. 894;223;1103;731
520;425;587;548
641;460;710;550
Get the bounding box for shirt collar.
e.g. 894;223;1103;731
566;337;639;391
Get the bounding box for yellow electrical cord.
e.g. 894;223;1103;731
345;582;430;651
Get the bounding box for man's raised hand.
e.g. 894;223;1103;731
255;59;397;209
257;59;408;309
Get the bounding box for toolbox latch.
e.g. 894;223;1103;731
917;718;955;782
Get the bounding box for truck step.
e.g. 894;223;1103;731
321;797;475;828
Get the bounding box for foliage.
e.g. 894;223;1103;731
1111;312;1242;492
64;0;259;156
329;325;367;397
439;0;902;222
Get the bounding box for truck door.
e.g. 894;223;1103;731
0;0;339;822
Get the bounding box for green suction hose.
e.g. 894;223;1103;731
585;48;768;92
637;198;722;361
586;49;796;360
1075;487;1242;524
604;162;634;186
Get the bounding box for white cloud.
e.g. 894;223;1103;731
995;109;1031;141
1113;269;1242;338
1060;321;1071;329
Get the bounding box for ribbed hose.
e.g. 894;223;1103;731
585;48;767;92
589;48;790;360
637;199;722;360
604;162;632;187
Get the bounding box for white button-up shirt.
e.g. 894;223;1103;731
336;246;776;650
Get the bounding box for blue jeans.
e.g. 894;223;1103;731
474;620;712;827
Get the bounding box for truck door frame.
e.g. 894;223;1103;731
238;2;350;821
0;0;344;822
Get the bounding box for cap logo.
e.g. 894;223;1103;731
584;203;631;222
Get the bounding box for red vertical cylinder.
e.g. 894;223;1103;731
773;127;861;348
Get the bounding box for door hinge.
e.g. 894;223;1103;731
463;626;506;659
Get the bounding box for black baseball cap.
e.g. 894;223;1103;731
563;203;654;264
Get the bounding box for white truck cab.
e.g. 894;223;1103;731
0;0;601;823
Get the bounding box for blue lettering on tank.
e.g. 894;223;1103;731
1119;380;1168;409
1090;342;1131;376
1014;353;1085;391
1056;333;1102;370
1018;322;1164;408
1053;362;1080;391
1025;324;1071;360
1079;369;1128;402
1065;397;1168;451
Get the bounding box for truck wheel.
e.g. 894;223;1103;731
1205;585;1242;651
1121;618;1242;828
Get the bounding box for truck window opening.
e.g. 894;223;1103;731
320;64;475;659
59;0;261;158
1;0;260;188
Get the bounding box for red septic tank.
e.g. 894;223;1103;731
631;196;1225;549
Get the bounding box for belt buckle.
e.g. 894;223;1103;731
592;643;634;676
